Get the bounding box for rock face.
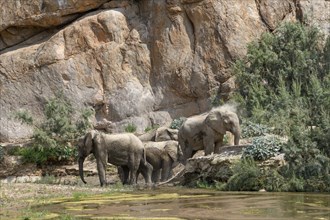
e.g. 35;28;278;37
0;0;329;142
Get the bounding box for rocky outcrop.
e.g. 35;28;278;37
179;145;286;187
0;0;109;50
1;0;329;142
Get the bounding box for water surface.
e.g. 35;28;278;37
35;187;330;219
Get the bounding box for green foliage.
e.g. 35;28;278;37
144;125;160;133
0;145;3;160
76;108;94;135
225;159;263;191
233;22;330;192
279;127;330;192
209;92;225;107
170;117;186;129
144;126;153;132
261;169;286;192
15;110;33;125
243;136;283;161
124;123;137;133
196;180;214;189
15;92;93;165
241;121;271;138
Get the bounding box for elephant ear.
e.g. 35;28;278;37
165;142;178;162
84;130;96;154
205;110;226;134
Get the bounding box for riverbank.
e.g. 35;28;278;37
0;181;132;219
1;182;329;220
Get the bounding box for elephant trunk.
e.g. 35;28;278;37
233;129;240;145
79;157;87;184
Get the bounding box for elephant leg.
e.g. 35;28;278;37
214;135;224;154
139;162;153;184
160;159;172;182
203;134;214;156
119;166;129;185
152;170;161;183
184;145;193;161
96;157;107;187
128;156;141;185
128;167;137;185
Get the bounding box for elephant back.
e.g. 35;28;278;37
101;133;144;165
164;140;179;162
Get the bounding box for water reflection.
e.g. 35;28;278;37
35;188;330;220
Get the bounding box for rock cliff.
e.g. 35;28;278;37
1;0;329;142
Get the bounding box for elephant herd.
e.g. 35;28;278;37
78;105;240;186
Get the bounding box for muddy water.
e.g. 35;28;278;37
35;188;329;220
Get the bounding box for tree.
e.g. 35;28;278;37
15;92;93;165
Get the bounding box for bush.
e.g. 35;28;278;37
243;136;283;161
144;125;159;133
124;123;137;133
170;117;186;129
15;92;93;165
225;158;263;191
241;121;271;138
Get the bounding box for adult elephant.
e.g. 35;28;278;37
178;105;240;164
77;130;152;186
118;140;180;183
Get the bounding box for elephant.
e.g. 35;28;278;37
138;126;178;142
77;130;152;186
118;140;180;183
143;140;179;183
178;105;240;164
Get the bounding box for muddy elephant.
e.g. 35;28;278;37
178;105;240;164
118;140;179;183
77;130;152;186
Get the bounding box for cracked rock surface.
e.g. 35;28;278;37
1;0;329;142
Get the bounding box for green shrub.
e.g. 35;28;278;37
144;125;159;133
209;92;225;107
15;111;33;125
15;92;92;165
241;121;271;138
225;158;263;191
124;123;137;133
261;169;286;192
144;126;153;132
243;136;283;161
280;126;330;192
170;117;186;129
196;180;214;189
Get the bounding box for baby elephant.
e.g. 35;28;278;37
118;140;179;184
143;140;179;183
